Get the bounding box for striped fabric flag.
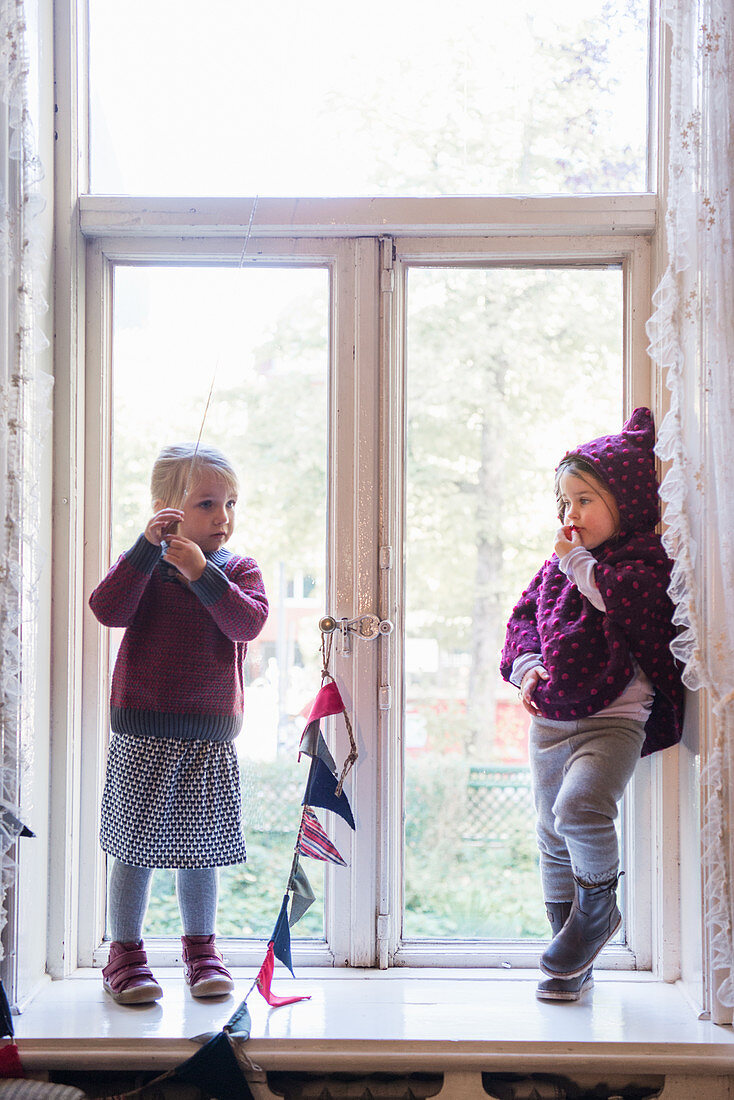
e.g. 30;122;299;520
298;807;347;867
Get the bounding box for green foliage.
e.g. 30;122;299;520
404;754;546;938
144;752;546;942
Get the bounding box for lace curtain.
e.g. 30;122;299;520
0;0;51;961
647;0;734;1021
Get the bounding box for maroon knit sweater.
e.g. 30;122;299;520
500;408;683;757
89;535;269;741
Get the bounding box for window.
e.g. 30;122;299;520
88;0;651;197
44;0;679;983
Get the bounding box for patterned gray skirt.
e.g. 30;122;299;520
100;732;247;868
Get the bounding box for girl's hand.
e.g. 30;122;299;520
520;665;550;716
162;535;206;582
554;524;582;560
145;508;184;546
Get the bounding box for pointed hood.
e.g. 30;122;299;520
560;407;659;539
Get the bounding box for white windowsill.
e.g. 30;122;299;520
12;969;734;1078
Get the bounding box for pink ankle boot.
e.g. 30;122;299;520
181;934;234;997
102;939;163;1005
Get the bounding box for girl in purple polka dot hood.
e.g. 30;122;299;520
501;407;683;1004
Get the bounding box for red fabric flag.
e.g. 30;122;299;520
0;1043;25;1078
304;680;345;724
255;943;310;1008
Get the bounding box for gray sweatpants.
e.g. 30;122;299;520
528;715;646;903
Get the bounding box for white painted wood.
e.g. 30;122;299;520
625;234;654;411
47;0;89;980
625;759;654;973
78;195;658;241
13;971;734;1078
389;940;637;971
678;705;704;1013
376;236;402;969
77;241;113;964
325;236;382;967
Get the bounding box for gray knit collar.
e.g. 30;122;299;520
207;547;233;568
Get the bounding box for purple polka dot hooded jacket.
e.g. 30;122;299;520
500;407;684;756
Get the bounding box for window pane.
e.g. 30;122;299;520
403;266;622;940
108;265;329;940
89;0;649;197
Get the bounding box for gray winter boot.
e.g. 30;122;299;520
540;876;621;981
536;901;593;1002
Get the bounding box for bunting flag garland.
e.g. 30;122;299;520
93;628;354;1099
298;806;347;866
288;857;316;927
241;630;355;1009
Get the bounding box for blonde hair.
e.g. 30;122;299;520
150;443;239;509
554;455;620;536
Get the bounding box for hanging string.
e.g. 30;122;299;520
181;195;260;501
335;711;358;798
320;628;334;683
238;194;259;268
318;624;358;796
179;363;219;507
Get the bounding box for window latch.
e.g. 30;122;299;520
319;614;394;655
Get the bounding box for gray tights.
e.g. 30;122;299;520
108;858;219;942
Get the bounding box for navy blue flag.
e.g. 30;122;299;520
1;810;34;838
302;755;355;830
0;981;13;1039
271;893;296;977
172;1031;253;1099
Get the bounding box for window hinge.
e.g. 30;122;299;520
376;912;390;969
378;685;392;711
380;237;395;293
379;544;393;570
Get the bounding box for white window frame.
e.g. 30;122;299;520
381;231;659;970
34;0;694;1002
70;207;665;976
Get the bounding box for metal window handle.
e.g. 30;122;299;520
320;613;394;654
